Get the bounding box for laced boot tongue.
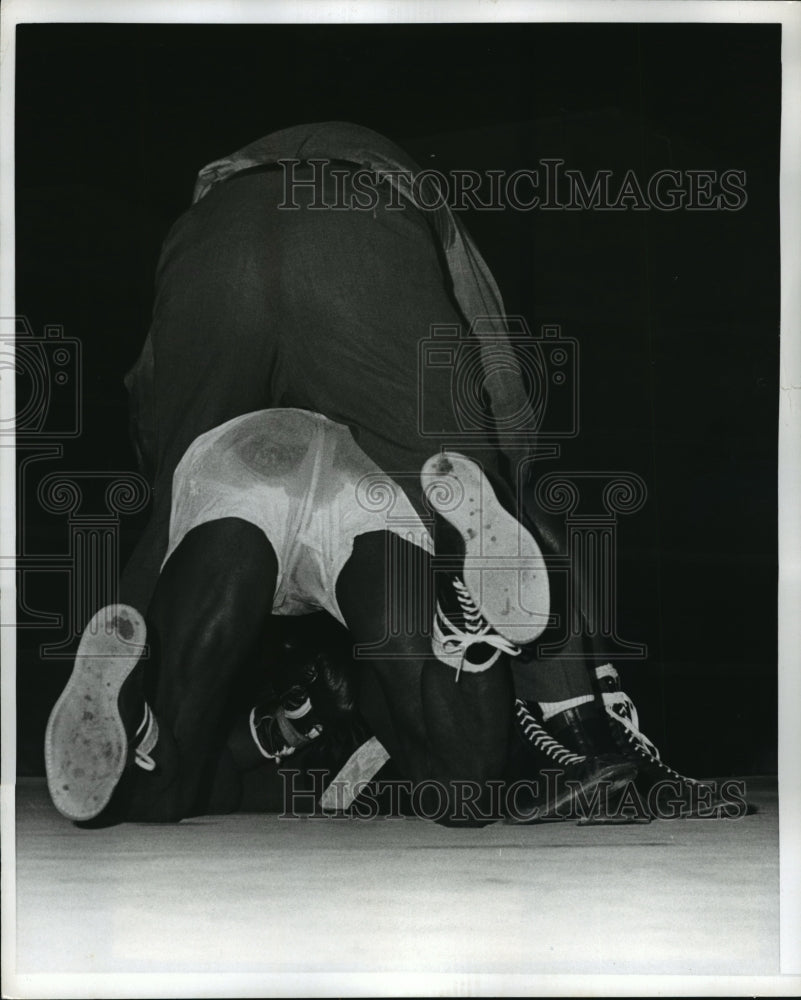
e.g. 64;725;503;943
443;574;491;663
253;692;323;761
545;699;620;757
432;575;521;680
592;664;662;759
227;679;325;769
434;571;467;623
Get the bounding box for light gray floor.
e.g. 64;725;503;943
10;777;780;989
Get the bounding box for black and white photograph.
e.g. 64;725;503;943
2;1;799;996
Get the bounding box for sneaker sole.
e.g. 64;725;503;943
44;604;147;821
421;451;549;644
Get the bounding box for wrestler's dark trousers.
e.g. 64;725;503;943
118;163;597;820
122;164;507;613
128;164;604;694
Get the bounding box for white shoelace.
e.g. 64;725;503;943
250;707;292;761
514;699;586;766
433;578;521;681
250;706;324;762
134;703;158;772
596;664;661;760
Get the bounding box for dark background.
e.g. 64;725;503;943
14;22;780;778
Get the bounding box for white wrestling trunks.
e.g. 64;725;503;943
164;409;434;626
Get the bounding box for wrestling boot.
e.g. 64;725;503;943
432;574;524;680
543;664;752;818
507;698;639;823
421;451;550;652
44;604;166;822
227;661;329;769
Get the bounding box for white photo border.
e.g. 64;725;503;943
1;2;799;997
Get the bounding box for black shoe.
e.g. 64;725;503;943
545;664;754;818
228;677;325;770
544;694;620;757
508;699;639;823
45;604;158;821
270;623;357;715
593;664;755;818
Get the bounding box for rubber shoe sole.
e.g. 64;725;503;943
44;604;147;821
421;451;549;645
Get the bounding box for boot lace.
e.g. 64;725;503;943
134;703;158;772
514;699;586;766
596;664;662;760
434;578;521;681
597;665;704;786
